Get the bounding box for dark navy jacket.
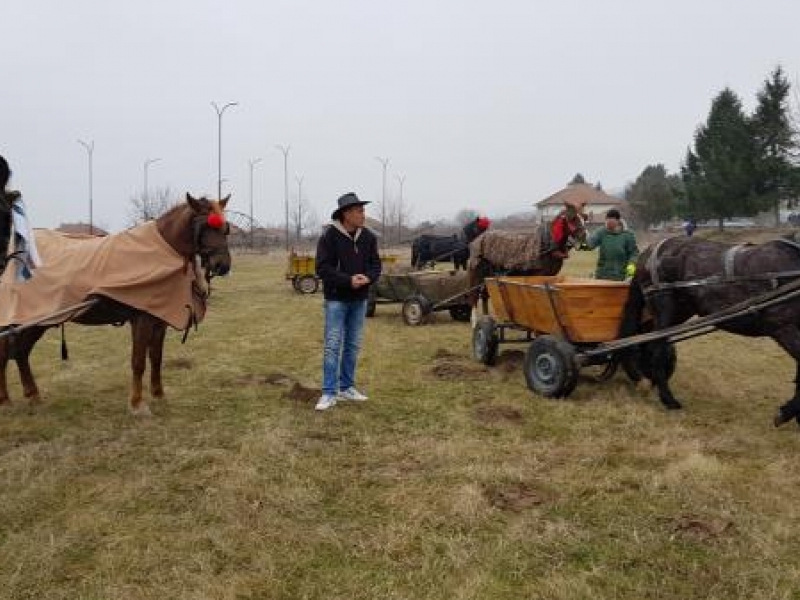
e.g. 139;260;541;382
315;222;382;301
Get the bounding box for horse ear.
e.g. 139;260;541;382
219;194;231;209
186;193;204;213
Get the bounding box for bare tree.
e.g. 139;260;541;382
385;196;414;245
290;195;318;245
128;186;174;226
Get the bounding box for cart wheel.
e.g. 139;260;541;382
524;335;579;398
621;342;677;383
291;276;301;291
297;275;319;294
472;316;499;365
448;305;472;323
402;295;431;326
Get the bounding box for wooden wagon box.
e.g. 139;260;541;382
485;275;630;343
375;269;468;303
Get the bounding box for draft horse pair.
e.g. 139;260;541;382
0;194;232;416
619;235;800;427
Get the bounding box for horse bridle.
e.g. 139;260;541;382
191;213;229;280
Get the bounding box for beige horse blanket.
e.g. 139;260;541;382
0;221;206;329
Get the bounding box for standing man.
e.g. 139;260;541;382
586;208;638;281
315;192;382;411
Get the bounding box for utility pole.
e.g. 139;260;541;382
248;157;262;249
77;139;94;234
396;174;406;246
375;156;389;246
295;174;304;243
212;101;238;200
276;144;291;251
143;157;161;219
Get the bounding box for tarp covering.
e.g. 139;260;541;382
0;221;206;329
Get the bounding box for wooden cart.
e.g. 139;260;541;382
286;250;399;295
368;268;473;325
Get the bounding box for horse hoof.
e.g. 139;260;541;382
665;401;683;411
774;410;793;428
130;403;153;417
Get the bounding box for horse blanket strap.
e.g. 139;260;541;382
723;244;749;278
645;237;672;287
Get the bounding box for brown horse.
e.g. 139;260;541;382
618;235;800;426
0;194;231;416
467;206;587;312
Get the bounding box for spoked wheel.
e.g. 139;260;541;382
448;305;472;323
472;315;499;366
524;335;579;398
402;295;432;326
583;360;618;383
297;275;319;294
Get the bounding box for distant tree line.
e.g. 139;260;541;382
627;66;800;230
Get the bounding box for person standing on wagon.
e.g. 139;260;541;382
586;208;639;281
314;192;382;411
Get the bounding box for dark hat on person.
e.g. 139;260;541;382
606;209;621;220
331;192;370;220
0;155;9;189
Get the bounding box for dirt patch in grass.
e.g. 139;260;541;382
495;350;525;373
284;382;320;402
669;514;735;541
164;357;193;369
430;357;489;380
482;481;544;512
474;404;524;425
433;348;461;360
234;372;296;386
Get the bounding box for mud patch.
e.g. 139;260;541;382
165;357;193;370
284;382;320;403
233;372;296;387
670;514;735;541
433;348;461;360
475;404;524;425
430;357;489;380
495;350;524;373
482;481;543;512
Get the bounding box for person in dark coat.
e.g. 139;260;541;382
314;192;382;411
0;156;17;270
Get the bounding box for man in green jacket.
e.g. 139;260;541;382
587;209;638;281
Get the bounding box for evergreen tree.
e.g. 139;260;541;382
681;88;755;229
626;164;677;228
569;173;586;185
750;66;800;223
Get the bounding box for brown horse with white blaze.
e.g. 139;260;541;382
0;194;231;416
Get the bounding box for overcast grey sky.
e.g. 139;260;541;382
3;0;800;232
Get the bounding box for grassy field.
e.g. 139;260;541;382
2;245;800;599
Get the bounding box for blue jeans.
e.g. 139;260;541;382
322;299;368;396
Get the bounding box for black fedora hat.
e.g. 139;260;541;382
331;192;370;220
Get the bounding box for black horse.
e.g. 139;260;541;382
411;234;469;270
619;235;800;426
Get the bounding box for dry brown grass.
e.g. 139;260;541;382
1;245;800;599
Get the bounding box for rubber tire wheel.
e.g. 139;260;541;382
402;295;431;326
292;277;301;291
524;335;579;398
472;315;499;366
449;305;472;323
297;275;319;294
621;342;677;383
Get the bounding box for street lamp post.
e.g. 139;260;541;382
143;158;161;218
212;101;238;200
396;174;406;246
295;174;304;243
77;139;94;234
275;144;291;251
375;156;389;246
248;157;262;249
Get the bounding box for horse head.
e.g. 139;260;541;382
185;193;232;277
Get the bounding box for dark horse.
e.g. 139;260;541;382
0;194;231;416
619;235;800;426
467;206;587;311
411;234;469;270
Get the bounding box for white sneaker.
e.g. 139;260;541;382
338;387;368;401
315;394;337;411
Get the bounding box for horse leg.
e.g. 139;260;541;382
0;333;11;405
148;320;167;399
13;328;46;407
640;291;683;410
129;316;154;416
770;325;800;427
